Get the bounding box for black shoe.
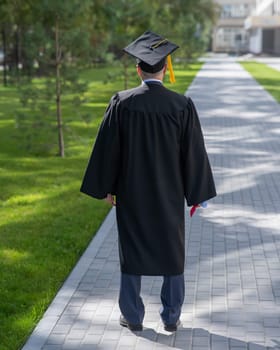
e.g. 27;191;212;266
164;319;181;332
119;315;143;331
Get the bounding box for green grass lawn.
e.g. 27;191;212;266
240;61;280;103
0;62;202;350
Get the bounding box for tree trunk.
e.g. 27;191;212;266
15;25;21;84
2;27;8;86
55;19;65;157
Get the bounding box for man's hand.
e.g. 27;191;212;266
105;193;116;206
190;201;208;217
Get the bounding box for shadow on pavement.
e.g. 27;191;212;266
138;327;280;349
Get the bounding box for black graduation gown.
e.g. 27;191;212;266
80;82;216;276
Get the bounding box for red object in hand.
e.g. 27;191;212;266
190;204;199;217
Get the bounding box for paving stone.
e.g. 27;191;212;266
210;340;229;350
265;327;280;336
229;338;248;348
192;335;210;346
46;334;67;345
228;327;246;338
79;345;98;350
118;335;138;346
62;340;81;350
263;317;279;327
52;324;71;334
97;340;118;349
81;334;102;345
248;343;265;350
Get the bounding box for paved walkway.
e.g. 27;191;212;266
22;59;280;350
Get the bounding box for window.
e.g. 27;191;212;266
216;27;248;49
221;4;251;18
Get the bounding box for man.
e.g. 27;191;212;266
80;31;216;332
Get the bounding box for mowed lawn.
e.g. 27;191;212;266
240;61;280;103
0;62;202;350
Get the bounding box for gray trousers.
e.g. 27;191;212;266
119;273;185;325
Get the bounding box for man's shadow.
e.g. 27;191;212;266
135;327;280;350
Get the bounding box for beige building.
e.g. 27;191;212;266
213;0;280;54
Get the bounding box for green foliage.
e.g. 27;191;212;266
105;0;150;52
14;69;90;156
241;61;280;103
19;1;92;74
15;81;56;155
0;0;213;157
0;63;202;349
0;0;216;80
147;0;218;58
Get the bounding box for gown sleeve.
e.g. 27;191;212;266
181;97;216;206
80;94;121;199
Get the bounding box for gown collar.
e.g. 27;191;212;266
142;79;163;86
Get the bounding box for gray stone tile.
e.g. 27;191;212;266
46;334;67;345
62;339;82;350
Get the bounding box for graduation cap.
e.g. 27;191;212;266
123;31;179;83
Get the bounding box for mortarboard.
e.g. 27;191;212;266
123;31;179;83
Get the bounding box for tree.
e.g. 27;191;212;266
102;0;150;89
0;0;36;85
3;0;218;157
26;0;92;157
147;0;218;59
0;0;14;86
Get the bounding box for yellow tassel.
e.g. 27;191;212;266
167;55;175;83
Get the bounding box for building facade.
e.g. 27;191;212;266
212;0;256;53
245;0;280;54
212;0;280;54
